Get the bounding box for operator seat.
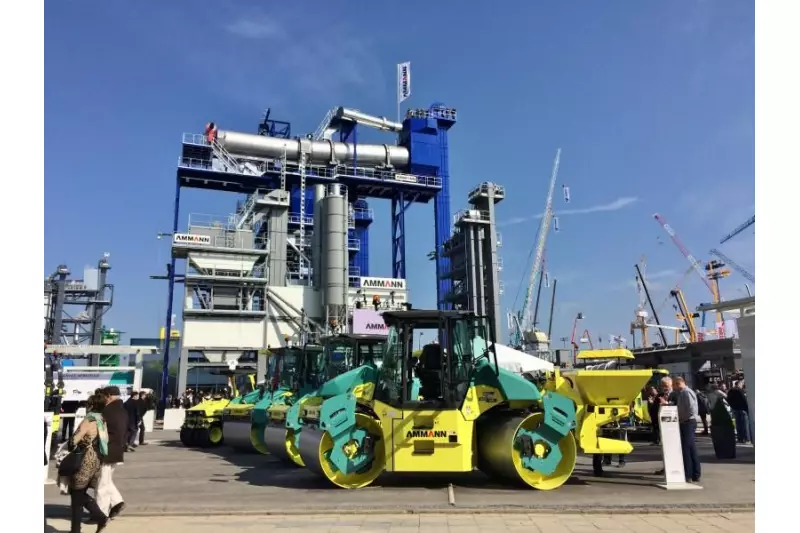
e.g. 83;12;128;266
417;344;443;401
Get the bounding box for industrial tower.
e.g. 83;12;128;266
442;182;505;340
44;255;113;361
164;105;457;398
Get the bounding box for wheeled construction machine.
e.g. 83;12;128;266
179;373;256;448
278;310;580;490
262;333;388;465
540;349;659;476
221;345;324;454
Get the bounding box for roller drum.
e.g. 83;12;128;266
477;412;576;491
295;413;386;489
217;130;409;168
221;418;256;452
297;425;328;477
263;422;299;464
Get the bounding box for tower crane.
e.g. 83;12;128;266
653;213;730;337
719;215;754;244
510;148;561;350
709;248;754;284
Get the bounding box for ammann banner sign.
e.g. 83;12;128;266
351;310;388;336
173;233;211;246
358;277;406;290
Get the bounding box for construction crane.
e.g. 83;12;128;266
709;248;754;284
511;149;561;349
653;213;715;294
670;289;699;343
720;215;754;244
652;213;726;336
630;256;650;347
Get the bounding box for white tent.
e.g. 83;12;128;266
493;343;554;373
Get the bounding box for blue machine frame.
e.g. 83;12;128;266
158;104;456;407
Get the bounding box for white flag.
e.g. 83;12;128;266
397;62;411;103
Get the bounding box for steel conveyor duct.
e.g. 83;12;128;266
217;130;409;168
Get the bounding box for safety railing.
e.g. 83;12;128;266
182;133;209;146
352;207;374;221
496;257;504;271
179;157;213;170
406;106;457;121
496;232;503;247
185;266;268;280
348;239;361;251
468;182;506;200
287;213;314;226
263;158;442;189
188;213;237;230
452;209;491;225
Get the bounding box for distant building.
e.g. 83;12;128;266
130;336;228;396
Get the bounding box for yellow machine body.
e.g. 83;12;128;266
545;367;653;455
180;398;231;447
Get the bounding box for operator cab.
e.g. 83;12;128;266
319;333;386;382
266;345;323;392
378;310;499;409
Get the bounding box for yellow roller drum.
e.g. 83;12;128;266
477;412;577;491
302;413;385;489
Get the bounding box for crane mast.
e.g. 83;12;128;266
521;149;561;341
652;213;716;294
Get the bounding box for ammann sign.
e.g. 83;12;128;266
359;277;406;290
405;430;451;439
173;233;212;246
351;309;388;336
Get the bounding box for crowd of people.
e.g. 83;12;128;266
165;387;232;409
645;375;751;484
54;387;153;533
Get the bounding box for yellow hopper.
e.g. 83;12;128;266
545;351;653;455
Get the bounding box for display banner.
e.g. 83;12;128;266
351;309;388;336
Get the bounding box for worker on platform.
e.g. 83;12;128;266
204;122;218;144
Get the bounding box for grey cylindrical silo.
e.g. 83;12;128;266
312;185;326;290
323;184;347;306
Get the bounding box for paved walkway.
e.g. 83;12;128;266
45;435;754;516
44;512;755;532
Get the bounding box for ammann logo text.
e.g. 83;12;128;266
406;430;448;439
361;278;405;289
365;322;387;331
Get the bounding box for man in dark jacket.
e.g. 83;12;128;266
727;380;751;443
124;391;140;451
97;386;128;520
135;392;150;445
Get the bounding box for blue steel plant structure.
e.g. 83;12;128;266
161;105;457;401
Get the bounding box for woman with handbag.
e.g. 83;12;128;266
59;393;110;533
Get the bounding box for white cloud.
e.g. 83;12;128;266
499;197;639;227
611;269;679;292
224;18;284;40
216;13;381;103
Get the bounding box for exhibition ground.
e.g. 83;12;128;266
44;430;754;517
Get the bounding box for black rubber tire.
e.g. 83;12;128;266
196;428;211;448
180;427;191;446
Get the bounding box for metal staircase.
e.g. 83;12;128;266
210;139;258;176
313;108;338;140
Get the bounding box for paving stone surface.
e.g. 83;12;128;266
44;511;756;533
44;431;754;516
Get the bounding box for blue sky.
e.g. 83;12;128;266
45;0;754;348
